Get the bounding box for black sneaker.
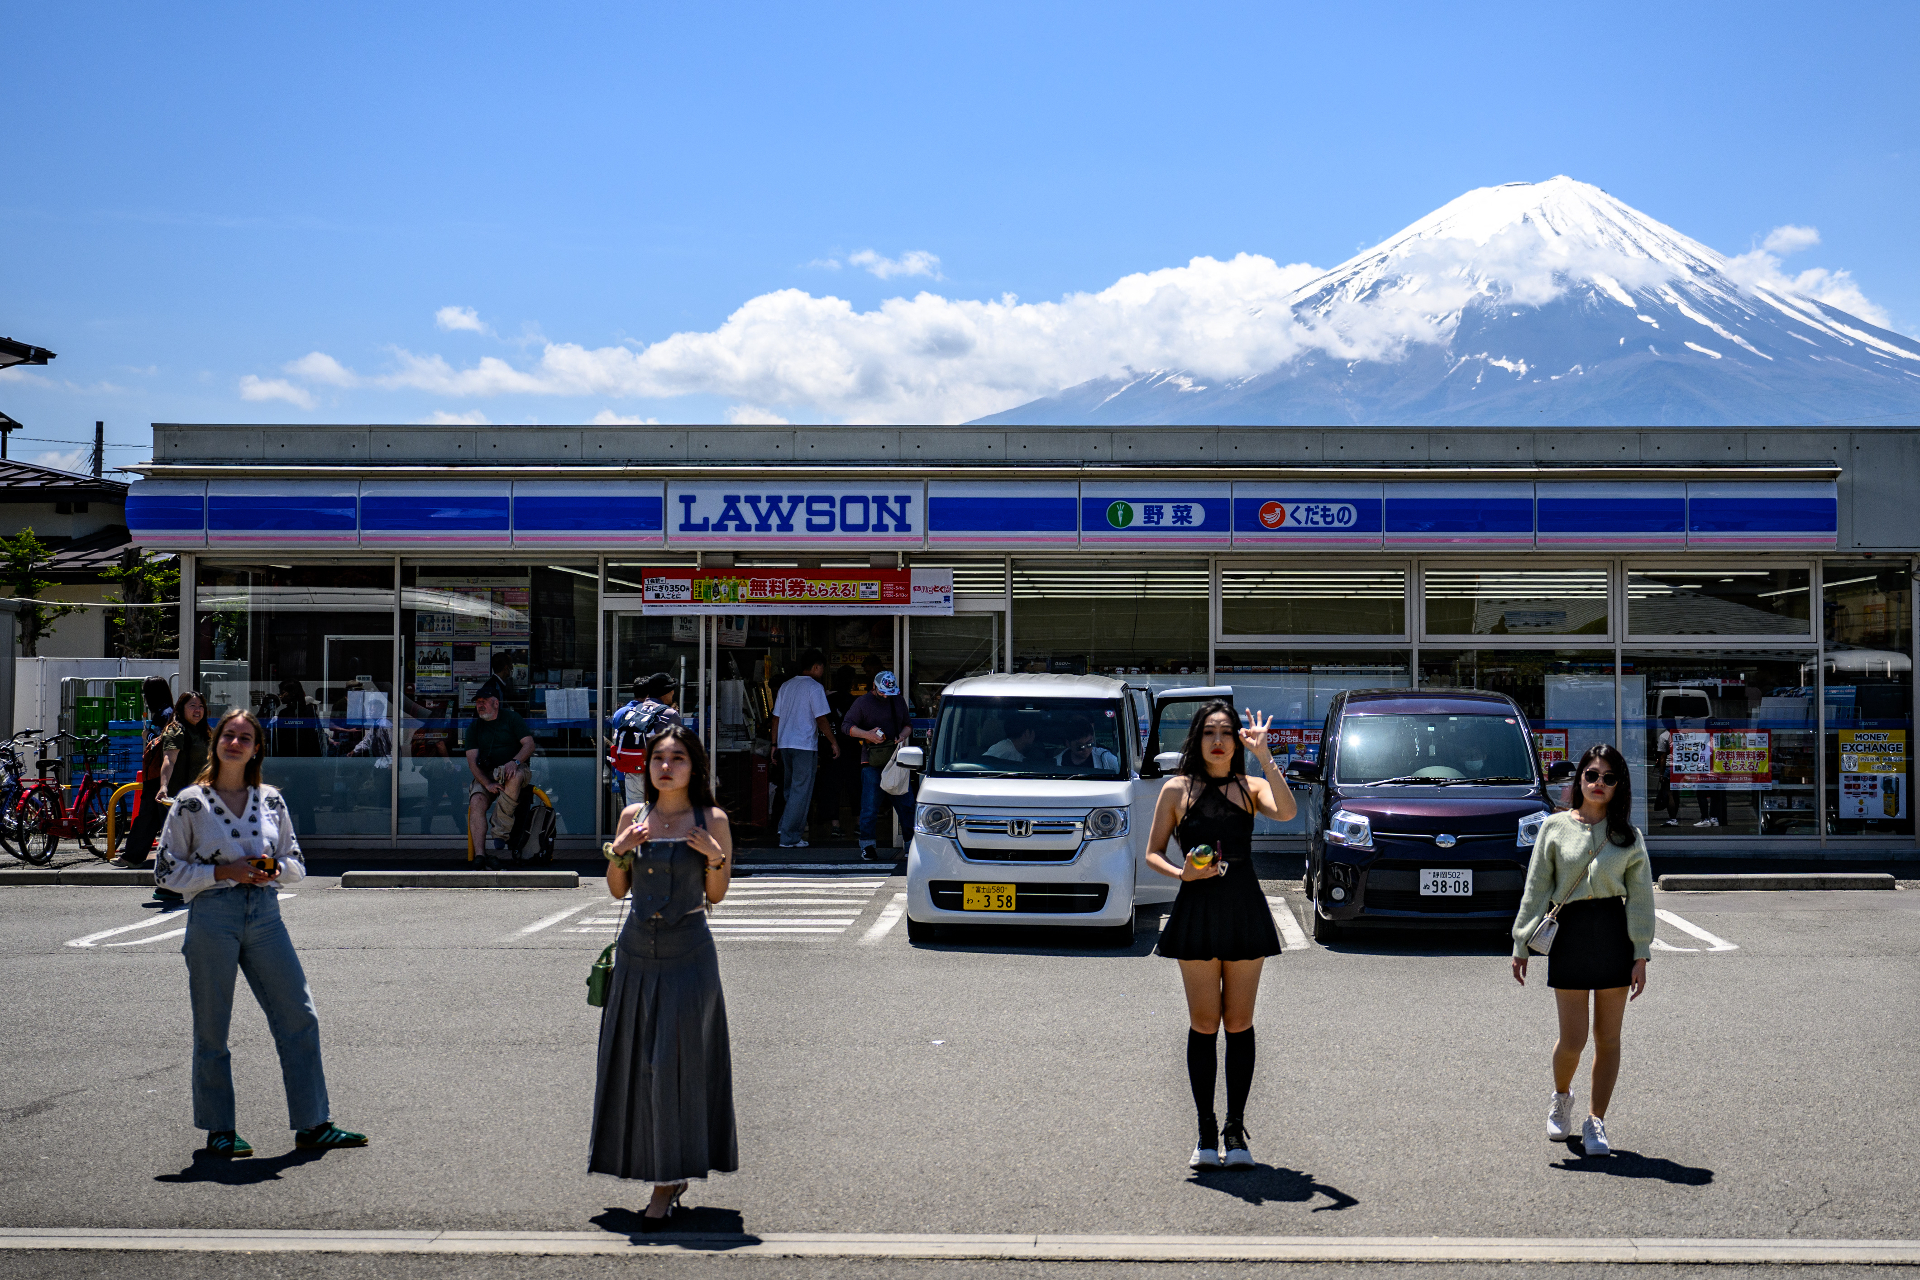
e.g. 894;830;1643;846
205;1130;253;1158
1221;1116;1253;1168
860;843;881;860
151;887;183;902
1190;1117;1220;1170
294;1122;368;1150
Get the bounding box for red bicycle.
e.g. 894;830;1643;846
12;731;114;860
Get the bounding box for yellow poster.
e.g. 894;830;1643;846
1839;729;1906;775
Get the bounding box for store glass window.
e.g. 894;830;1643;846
1012;560;1207;691
1621;651;1817;837
398;565;598;844
907;615;1003;714
194;564;396;838
1419;650;1617;792
1220;566;1405;637
1627;568;1811;636
1823;561;1913;836
1214;650;1411;834
1423;567;1609;637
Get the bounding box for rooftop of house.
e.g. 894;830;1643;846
0;456;129;504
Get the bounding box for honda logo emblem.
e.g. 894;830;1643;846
1008;819;1033;838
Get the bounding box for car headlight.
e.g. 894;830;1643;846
1085;806;1129;839
914;803;955;836
1517;810;1548;848
1326;810;1373;849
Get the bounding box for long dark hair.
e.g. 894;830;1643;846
141;676;173;720
196;707;265;789
1574;742;1637;847
1176;699;1245;782
642;725;718;813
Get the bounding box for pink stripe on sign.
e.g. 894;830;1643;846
1386;536;1533;546
1538;534;1683;546
1689;534;1835;544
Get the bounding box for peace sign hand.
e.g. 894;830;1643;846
1238;710;1276;764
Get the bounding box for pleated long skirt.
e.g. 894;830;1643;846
588;915;738;1183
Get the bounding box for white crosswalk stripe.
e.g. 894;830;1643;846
562;877;891;940
1265;895;1312;950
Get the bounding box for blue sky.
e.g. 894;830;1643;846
4;0;1917;463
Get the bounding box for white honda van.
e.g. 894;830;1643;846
896;674;1235;944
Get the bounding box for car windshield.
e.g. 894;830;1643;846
1336;712;1536;785
930;696;1128;779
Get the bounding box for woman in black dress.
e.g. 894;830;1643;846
593;726;737;1226
1145;701;1297;1171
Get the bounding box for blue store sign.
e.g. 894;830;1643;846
1080;483;1229;547
666;480;923;548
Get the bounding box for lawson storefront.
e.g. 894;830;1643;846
124;423;1918;856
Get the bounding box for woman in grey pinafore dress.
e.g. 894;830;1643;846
590;726;737;1226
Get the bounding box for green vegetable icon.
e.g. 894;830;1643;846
1106;500;1134;528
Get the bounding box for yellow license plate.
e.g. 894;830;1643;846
963;883;1017;911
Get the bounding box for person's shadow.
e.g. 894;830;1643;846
591;1205;749;1243
156;1148;325;1186
1191;1164;1360;1212
1557;1139;1714;1185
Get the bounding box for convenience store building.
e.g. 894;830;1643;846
125;423;1918;857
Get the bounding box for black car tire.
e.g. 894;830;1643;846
1103;916;1137;949
906;917;940;944
1311;903;1342;944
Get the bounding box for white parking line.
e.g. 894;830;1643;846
518;900;597;934
104;928;186;947
67;913;188;949
1654;908;1739;953
860;892;908;944
1265;895;1312;950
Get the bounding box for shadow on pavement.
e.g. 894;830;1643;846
1557;1144;1714;1185
591;1205;748;1240
1317;928;1513;959
156;1147;324;1186
912;922;1162;957
1190;1164;1361;1212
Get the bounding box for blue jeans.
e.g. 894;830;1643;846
777;748;818;844
182;884;331;1133
860;765;916;846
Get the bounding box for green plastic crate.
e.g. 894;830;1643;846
114;680;145;721
74;697;111;737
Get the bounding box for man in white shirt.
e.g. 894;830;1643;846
1054;718;1119;773
984;716;1038;763
769;649;838;847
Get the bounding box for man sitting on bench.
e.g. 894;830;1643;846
466;679;536;868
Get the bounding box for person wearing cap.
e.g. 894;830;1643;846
842;670;915;860
611;673;683;805
465;679;536;867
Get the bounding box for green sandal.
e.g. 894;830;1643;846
294;1122;368;1150
205;1130;253;1158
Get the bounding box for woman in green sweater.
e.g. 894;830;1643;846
1511;743;1653;1158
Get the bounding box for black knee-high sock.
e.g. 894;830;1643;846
1224;1027;1256;1122
1186;1029;1217;1130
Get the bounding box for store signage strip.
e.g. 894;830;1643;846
1229;482;1384;547
639;567;953;615
205;480;359;547
1536;481;1686;548
668;481;924;547
926;481;1077;547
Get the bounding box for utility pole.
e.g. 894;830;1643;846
0;411;17;460
92;421;104;479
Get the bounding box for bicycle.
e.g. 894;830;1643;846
11;732;114;864
0;730;49;864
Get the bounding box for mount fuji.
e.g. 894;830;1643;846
975;177;1920;427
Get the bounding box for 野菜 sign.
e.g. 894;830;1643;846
640;568;953;616
1668;730;1773;791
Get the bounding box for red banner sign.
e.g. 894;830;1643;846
639;567;953;615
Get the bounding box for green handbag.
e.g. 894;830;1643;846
587;943;617;1007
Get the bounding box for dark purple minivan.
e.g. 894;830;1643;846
1289;688;1572;942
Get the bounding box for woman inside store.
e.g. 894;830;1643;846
150;689;212;903
154;707;368;1159
593;725;737;1227
1511;743;1654;1158
1145;701;1297;1172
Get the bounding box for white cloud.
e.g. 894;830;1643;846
1724;226;1892;328
418;409;491;425
435;305;490;333
806;257;843;271
1762;225;1821;255
847;249;943;280
31;448;89;474
285;351;357;385
725;405;791;425
237;375;316;408
589;409;660;425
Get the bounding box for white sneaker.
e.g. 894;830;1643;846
1693;817;1720;828
1221;1118;1254;1168
1661;819;1679;827
1547;1091;1576;1142
1189;1141;1220;1170
1581;1115;1611;1156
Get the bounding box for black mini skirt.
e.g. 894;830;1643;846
1547;896;1635;990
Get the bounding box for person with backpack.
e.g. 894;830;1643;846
111;676;176;871
610;674;682;806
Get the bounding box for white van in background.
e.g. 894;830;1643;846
896;674;1234;945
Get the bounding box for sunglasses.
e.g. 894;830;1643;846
1582;769;1619;786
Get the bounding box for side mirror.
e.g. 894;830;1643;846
1545;760;1576;782
1153;751;1183;773
1285;760;1321;783
895;746;925;770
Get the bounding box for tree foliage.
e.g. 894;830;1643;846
103;548;180;659
0;528;84;657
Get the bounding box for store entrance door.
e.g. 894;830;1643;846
706;614;900;848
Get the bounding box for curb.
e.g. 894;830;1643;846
339;870;579;889
1659;872;1895;892
0;867;154;886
